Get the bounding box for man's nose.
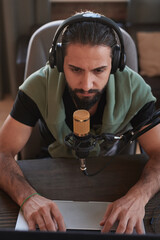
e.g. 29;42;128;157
81;72;93;91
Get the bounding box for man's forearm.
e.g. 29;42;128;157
0;152;36;206
128;155;160;203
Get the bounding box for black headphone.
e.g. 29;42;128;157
49;12;126;74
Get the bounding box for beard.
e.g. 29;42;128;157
67;84;106;111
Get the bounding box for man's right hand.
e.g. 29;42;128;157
21;194;66;231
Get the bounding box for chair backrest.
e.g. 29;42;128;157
24;20;63;79
20;20;138;160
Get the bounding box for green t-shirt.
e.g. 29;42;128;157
19;63;156;157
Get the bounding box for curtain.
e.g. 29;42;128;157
0;1;10;99
0;0;51;100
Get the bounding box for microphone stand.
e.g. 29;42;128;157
64;109;160;176
64;133;97;175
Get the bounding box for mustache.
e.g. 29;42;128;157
74;89;99;94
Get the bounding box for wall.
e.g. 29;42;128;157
1;0;51;99
51;1;127;23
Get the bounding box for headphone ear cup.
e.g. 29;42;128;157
56;43;64;72
49;43;64;71
111;45;121;74
119;52;126;71
49;47;55;68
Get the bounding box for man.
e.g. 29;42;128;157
0;11;160;234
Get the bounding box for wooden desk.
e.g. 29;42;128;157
0;154;160;233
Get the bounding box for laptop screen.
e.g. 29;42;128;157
0;230;160;240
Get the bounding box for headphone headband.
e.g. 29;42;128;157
49;12;126;73
52;13;124;52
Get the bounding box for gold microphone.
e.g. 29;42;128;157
73;110;90;137
64;109;97;175
73;110;90;172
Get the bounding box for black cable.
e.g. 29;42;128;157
81;165;108;177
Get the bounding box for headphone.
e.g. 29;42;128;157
49;12;126;74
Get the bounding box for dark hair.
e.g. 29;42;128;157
61;21;117;58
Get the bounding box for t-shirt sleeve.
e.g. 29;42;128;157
10;90;41;127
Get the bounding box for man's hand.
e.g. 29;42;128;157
21;194;66;231
100;192;145;234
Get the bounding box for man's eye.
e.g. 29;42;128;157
94;68;104;74
71;67;81;73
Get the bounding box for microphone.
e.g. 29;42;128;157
73;109;90;139
64;109;97;173
73;110;90;172
64;109;120;175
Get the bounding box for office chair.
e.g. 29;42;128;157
19;20;138;160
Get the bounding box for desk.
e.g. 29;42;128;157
0;154;160;233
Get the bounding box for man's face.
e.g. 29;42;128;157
63;43;112;111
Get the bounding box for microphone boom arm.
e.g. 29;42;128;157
64;109;160;176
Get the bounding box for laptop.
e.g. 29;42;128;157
15;200;145;233
15;200;114;232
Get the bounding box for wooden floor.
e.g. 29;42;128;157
0;95;14;129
